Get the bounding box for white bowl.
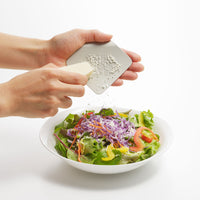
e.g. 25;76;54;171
39;106;173;174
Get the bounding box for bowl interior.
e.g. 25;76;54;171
39;106;173;174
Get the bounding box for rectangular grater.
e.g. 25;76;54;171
66;41;132;94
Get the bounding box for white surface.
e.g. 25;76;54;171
0;0;199;199
40;107;173;174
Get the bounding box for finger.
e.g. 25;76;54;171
58;96;72;108
128;62;144;72
56;70;88;85
40;108;58;118
119;71;138;80
111;79;124;86
42;63;59;69
81;29;113;43
58;83;85;97
122;49;141;62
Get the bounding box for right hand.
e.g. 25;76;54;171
0;63;87;118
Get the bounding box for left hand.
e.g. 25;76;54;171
45;29;144;86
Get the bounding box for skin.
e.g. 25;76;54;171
0;29;144;118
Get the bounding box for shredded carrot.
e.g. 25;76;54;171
113;141;123;148
99;128;106;135
103;125;112;133
74;118;83;128
109;115;116;117
117;140;123;147
70;134;77;149
89;123;103;129
95;121;102;126
77;143;82;162
113;143;118;148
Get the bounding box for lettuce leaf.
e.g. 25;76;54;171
129;110;154;129
120;152;139;164
98;108;114;116
93;149;122;165
54;137;69;157
54;137;70;157
67;149;78;161
80;136;102;156
54;121;65;133
139;110;154;129
67;149;94;164
129;114;140;127
54;113;80;133
137;140;160;161
64;113;80;129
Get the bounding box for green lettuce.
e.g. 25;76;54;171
98;108;114;116
120;152;139;164
93;149;122;165
54;137;69;157
67;149;94;164
137;140;160;161
139;110;154;129
67;149;78;161
80;136;102;156
129;115;140;127
64;113;80;129
54;121;65;133
129;110;154;129
54;113;80;133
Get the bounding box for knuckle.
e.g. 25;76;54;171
81;76;88;85
71;73;88;85
40;114;47;119
43;69;57;79
71;74;80;83
49;108;58;116
75;75;86;85
44;108;58;117
77;86;85;97
71;29;85;41
132;72;138;80
46;96;60;105
46;81;58;92
47;63;55;67
72;28;82;33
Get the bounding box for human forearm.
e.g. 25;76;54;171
0;82;14;117
0;33;48;69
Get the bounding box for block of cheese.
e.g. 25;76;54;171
60;62;93;78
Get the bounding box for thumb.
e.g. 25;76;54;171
81;29;113;43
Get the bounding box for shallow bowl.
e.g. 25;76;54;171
39;106;173;174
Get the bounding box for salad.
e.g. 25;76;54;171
53;108;160;165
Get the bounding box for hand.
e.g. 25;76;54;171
0;63;87;118
45;29;144;86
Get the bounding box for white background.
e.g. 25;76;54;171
0;0;199;199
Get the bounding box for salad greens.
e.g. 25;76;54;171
54;108;160;165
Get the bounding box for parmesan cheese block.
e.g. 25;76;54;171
60;62;93;78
